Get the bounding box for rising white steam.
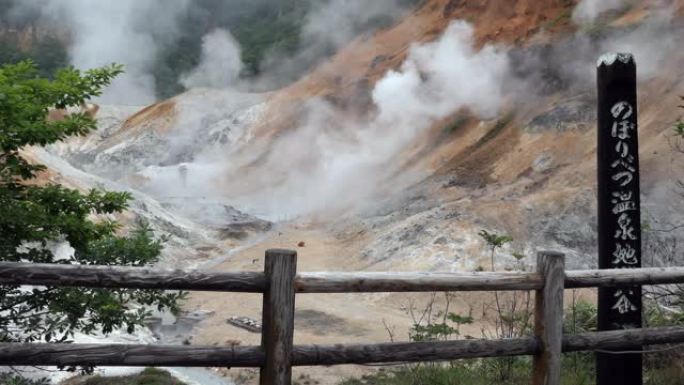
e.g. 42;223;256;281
14;0;190;105
374;21;508;123
560;5;679;84
572;0;627;24
218;21;510;217
303;0;407;50
601;21;678;78
180;29;243;89
20;0;681;223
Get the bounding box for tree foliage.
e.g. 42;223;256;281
0;61;183;345
478;229;513;272
0;373;49;385
1;0;424;99
152;0;310;98
0;36;68;79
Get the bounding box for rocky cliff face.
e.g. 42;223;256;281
42;0;684;272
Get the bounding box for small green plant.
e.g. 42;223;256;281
405;292;473;344
478;230;532;381
0;374;50;385
339;299;684;385
674;96;684;137
512;252;526;270
443;115;468;136
409;310;474;342
478;229;513;272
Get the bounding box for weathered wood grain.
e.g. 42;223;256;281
1;326;684;367
0;339;539;367
291;338;540;365
295;271;544;293
260;249;297;385
0;343;264;367
298;267;684;293
0;262;265;292
565;267;684;288
4;262;684;294
564;325;684;352
533;252;565;385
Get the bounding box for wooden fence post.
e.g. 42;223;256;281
533;251;565;385
260;249;297;385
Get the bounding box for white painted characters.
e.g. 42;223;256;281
608;100;640;313
611;191;636;215
611;101;633;120
615;213;638;241
610;101;637;187
612;290;638;314
612;243;638;265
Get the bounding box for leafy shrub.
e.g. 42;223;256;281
0;36;68;79
0;374;49;385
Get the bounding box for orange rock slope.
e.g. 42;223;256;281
69;0;684;246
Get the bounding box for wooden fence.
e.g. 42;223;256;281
3;249;684;385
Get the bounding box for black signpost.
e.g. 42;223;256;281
596;53;642;385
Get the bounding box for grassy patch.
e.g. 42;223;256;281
339;300;684;385
338;353;684;385
73;368;187;385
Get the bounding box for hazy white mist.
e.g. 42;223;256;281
13;0;684;220
255;0;413;88
13;0;191;105
572;0;627;24
181;29;243;89
209;21;511;217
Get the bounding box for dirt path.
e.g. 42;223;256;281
181;220;505;384
184;222;417;383
183;221;592;384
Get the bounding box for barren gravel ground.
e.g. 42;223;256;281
183;220;580;385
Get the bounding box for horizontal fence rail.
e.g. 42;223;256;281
0;262;265;292
4;252;684;385
564;268;684;288
297;271;544;292
4;262;684;293
2;326;684;367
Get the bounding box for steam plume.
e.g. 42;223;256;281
572;0;628;24
12;0;191;105
221;21;510;217
180;29;243;89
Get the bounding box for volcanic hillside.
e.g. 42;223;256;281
26;1;684;383
48;0;684;271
